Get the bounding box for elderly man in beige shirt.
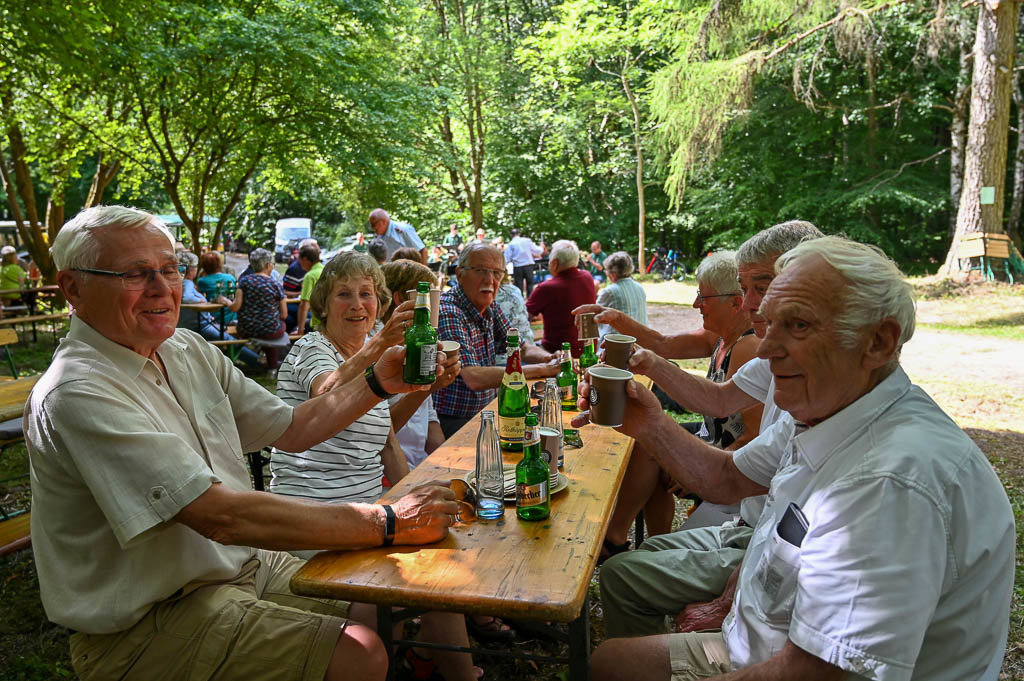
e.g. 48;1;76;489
26;206;463;681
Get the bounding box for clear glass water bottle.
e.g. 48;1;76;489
539;377;563;486
475;410;505;520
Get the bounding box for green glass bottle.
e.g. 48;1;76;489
516;413;550;521
498;331;528;451
556;342;577;411
403;281;438;384
578;338;599;374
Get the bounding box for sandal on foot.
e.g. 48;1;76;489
597;538;631;566
465;614;515;642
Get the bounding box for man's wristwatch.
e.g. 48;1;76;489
364;363;394;400
381;505;396;546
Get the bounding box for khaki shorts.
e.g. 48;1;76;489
668;631;732;680
70;550;351;681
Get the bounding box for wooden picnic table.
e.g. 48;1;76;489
0;284;60;296
291;395;639;681
180;301;228;339
0;376;39;422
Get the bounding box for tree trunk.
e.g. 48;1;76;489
949;9;974;238
620;64;646;273
944;0;1020;276
1007;63;1024;244
85;151;122;208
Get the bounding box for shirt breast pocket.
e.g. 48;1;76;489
751;524;801;626
196;395;244;463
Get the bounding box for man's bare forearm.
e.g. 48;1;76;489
648;360;757;419
274;374;381;452
637;412;764;505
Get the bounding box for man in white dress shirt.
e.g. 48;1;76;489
583;236;1014;681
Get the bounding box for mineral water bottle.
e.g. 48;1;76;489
475;411;505;520
539;377;564;478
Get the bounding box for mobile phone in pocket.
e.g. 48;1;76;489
776;502;809;547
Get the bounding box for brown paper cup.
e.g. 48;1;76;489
577;312;598;340
602;334;636;370
407;288;441;327
587;366;633;427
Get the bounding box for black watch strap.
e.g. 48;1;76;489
364;363;394;399
381;504;396;546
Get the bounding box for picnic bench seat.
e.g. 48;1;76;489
0;512;30;557
0;312;67;344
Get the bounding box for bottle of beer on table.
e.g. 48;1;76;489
498;331;528;451
579;338;599;374
516;413;550;521
556;342;577;411
403;281;438;384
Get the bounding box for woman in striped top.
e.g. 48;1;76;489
270;252;416;503
269;252;480;681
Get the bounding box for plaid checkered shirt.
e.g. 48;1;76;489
434;284;510;418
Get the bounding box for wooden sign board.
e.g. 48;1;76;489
959;232;1011;259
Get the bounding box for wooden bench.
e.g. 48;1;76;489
0;512;31;557
958;232;1014;282
0;312;67;344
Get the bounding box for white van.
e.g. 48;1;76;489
274;218;312;262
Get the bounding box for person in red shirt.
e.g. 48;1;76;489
526;239;597;356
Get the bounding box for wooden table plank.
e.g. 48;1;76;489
291;400;636;623
0;376;39;421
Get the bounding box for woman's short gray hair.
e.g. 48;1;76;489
549;239;580;269
310;251;391;324
776;236;916;350
695;251;740;295
248;248;273;273
51;205;173;271
736;220;823;268
604;251;634;278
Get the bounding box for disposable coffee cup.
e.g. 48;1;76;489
407;288;441;327
602;334;636;370
539;426;563;473
577;312;598;340
586;366;633;428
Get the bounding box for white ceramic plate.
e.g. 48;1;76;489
465;465;569;501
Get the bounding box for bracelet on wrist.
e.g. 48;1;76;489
364;363;394;400
381;504;396;546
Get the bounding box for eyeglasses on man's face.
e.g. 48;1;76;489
73;264;187;290
695;291;737;306
463;266;505;281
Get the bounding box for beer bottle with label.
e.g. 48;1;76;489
579;338;599;374
516;413;550;521
498;331;528;451
556;342;577;411
403;281;438;384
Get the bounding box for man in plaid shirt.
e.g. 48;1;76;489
434;244;558;438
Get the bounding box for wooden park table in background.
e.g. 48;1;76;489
291;392;640;681
0;376;38;422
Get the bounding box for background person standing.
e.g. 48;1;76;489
504;228;544;296
368;208;427;263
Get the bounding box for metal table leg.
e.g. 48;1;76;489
378;606;396;681
568;592;591;681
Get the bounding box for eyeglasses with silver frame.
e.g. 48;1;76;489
73;264;187;290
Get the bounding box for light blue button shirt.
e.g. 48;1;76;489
378;220;425;259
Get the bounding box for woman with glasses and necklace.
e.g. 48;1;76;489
598;251;764;562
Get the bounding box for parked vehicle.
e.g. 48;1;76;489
274;218;312;263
